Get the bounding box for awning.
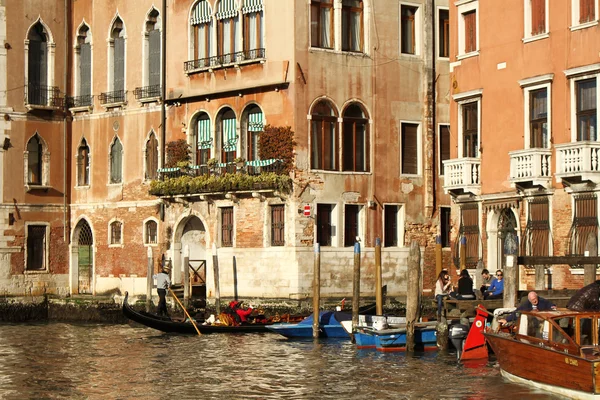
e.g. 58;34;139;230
191;0;212;25
197;117;212;149
222;118;237;151
248;111;263;132
243;0;263;13
216;0;238;19
246;158;279;167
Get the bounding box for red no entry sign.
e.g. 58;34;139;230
303;205;311;217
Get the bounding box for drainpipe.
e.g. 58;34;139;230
161;0;167;168
63;0;69;242
431;0;437;219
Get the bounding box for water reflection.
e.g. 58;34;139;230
0;323;560;400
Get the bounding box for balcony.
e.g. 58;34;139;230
509;148;552;189
133;85;161;102
25;83;64;110
443;158;481;196
99;90;127;107
555;141;600;185
184;48;266;74
66;95;93;110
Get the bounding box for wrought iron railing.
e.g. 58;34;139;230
65;95;93;108
134;85;161;100
184;48;266;73
157;159;285;181
26;83;64;108
99;89;126;105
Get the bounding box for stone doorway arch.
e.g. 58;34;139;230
70;218;94;295
172;214;208;286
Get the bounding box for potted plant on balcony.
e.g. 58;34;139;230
234;157;246;171
207;157;218;174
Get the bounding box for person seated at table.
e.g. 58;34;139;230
434;270;453;320
450;269;476;300
498;291;556;325
483;270;504;300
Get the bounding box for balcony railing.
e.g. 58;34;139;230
99;89;126;105
134;85;161;100
443;158;481;195
509;148;552;189
555;141;600;184
184;48;266;73
26;83;64;108
66;95;93;109
158;159;285;181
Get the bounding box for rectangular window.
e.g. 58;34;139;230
311;0;334;49
311;117;338;171
577;78;597;141
384;205;399;247
26;225;46;270
464;10;477;53
439;124;450;175
217;18;237;62
456;203;480;268
146;220;158;245
438;9;449;58
316;204;334;246
342;0;363;52
530;88;548;148
271;205;285;246
110;221;122;245
523;197;550;257
462;102;478;157
114;37;125;92
401;5;417;55
80;43;91;97
531;0;546;35
440;207;451;248
221;207;234;247
401;123;418;175
569;194;598;256
148;29;161;88
244;12;263;53
342;117;369;172
580;0;595;24
194;23;211;62
344;204;361;247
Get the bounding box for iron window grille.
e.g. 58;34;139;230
26;83;64;108
134;85;161;100
184;48;265;73
99;89;126;105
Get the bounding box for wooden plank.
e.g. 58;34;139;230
518;256;600;265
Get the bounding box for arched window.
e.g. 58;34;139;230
194;112;212;165
145;220;158;244
110;220;123;245
75;24;92;106
144;8;161;97
216;0;239;64
145;133;159;180
190;0;213;68
242;0;263;58
110;137;123;184
342;0;363;52
27;22;49;105
108;16;126;102
27;135;43;185
342;103;369;172
311;100;338;171
310;0;334;49
218;108;237;163
244;105;263;161
77;138;90;186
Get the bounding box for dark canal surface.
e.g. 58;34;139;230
0;322;560;400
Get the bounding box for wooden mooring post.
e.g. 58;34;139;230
183;245;190;307
212;244;221;315
406;240;421;352
313;243;321;339
146;246;153;312
352;242;361;332
375;238;383;315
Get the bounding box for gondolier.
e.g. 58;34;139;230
153;262;171;317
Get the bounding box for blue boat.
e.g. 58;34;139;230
373;324;438;352
267;311;351;338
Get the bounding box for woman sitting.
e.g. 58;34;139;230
451;269;476;300
434;270;453;320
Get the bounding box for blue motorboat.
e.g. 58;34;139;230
373;323;438;352
267;311;351;338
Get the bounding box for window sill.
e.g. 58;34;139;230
456;51;479;61
400;174;422;178
108;243;124;248
570;20;598;31
69;105;93;113
107;183;123;187
25;103;62;112
144;243;159;247
400;52;421;59
522;33;549;43
185;57;266;75
309;169;372;175
138;96;161;104
25;184;50;192
101;101;127;110
24;269;49;274
75;185;90;190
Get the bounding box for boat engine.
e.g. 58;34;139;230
449;324;469;359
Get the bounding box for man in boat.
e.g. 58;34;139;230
153;262;171;317
567;280;600;311
498;291;556;325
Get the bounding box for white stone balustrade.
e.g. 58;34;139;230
555;141;600;184
443;158;481;195
509;148;552;188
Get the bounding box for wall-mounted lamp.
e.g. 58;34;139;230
205;98;210;102
274;87;280;92
3;114;10;121
2;137;11;151
238;93;243;97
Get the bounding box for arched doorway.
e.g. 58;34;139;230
498;208;518;270
172;214;208;300
74;219;93;294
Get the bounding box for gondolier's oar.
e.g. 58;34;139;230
168;287;201;336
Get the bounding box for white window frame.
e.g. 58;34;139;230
456;0;479;60
519;74;553;149
143;217;159;246
523;0;549;42
438;123;451;176
266;201;286;248
24;18;56;108
108;135;124;186
343;203;365;246
453;89;483;158
73;20;93;110
315;202;339;247
24;222;50;273
23;132;50;189
399;2;422;57
399;120;422;176
75;137;91;187
383;203;405;248
436;6;450;60
108;218;124;247
565;64;600;142
571;0;599;30
106;14;127;95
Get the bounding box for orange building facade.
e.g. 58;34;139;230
1;0;452;301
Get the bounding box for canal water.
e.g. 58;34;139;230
0;322;560;400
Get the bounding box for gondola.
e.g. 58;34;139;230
122;292;274;334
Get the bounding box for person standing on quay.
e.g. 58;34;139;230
153;262;171;317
